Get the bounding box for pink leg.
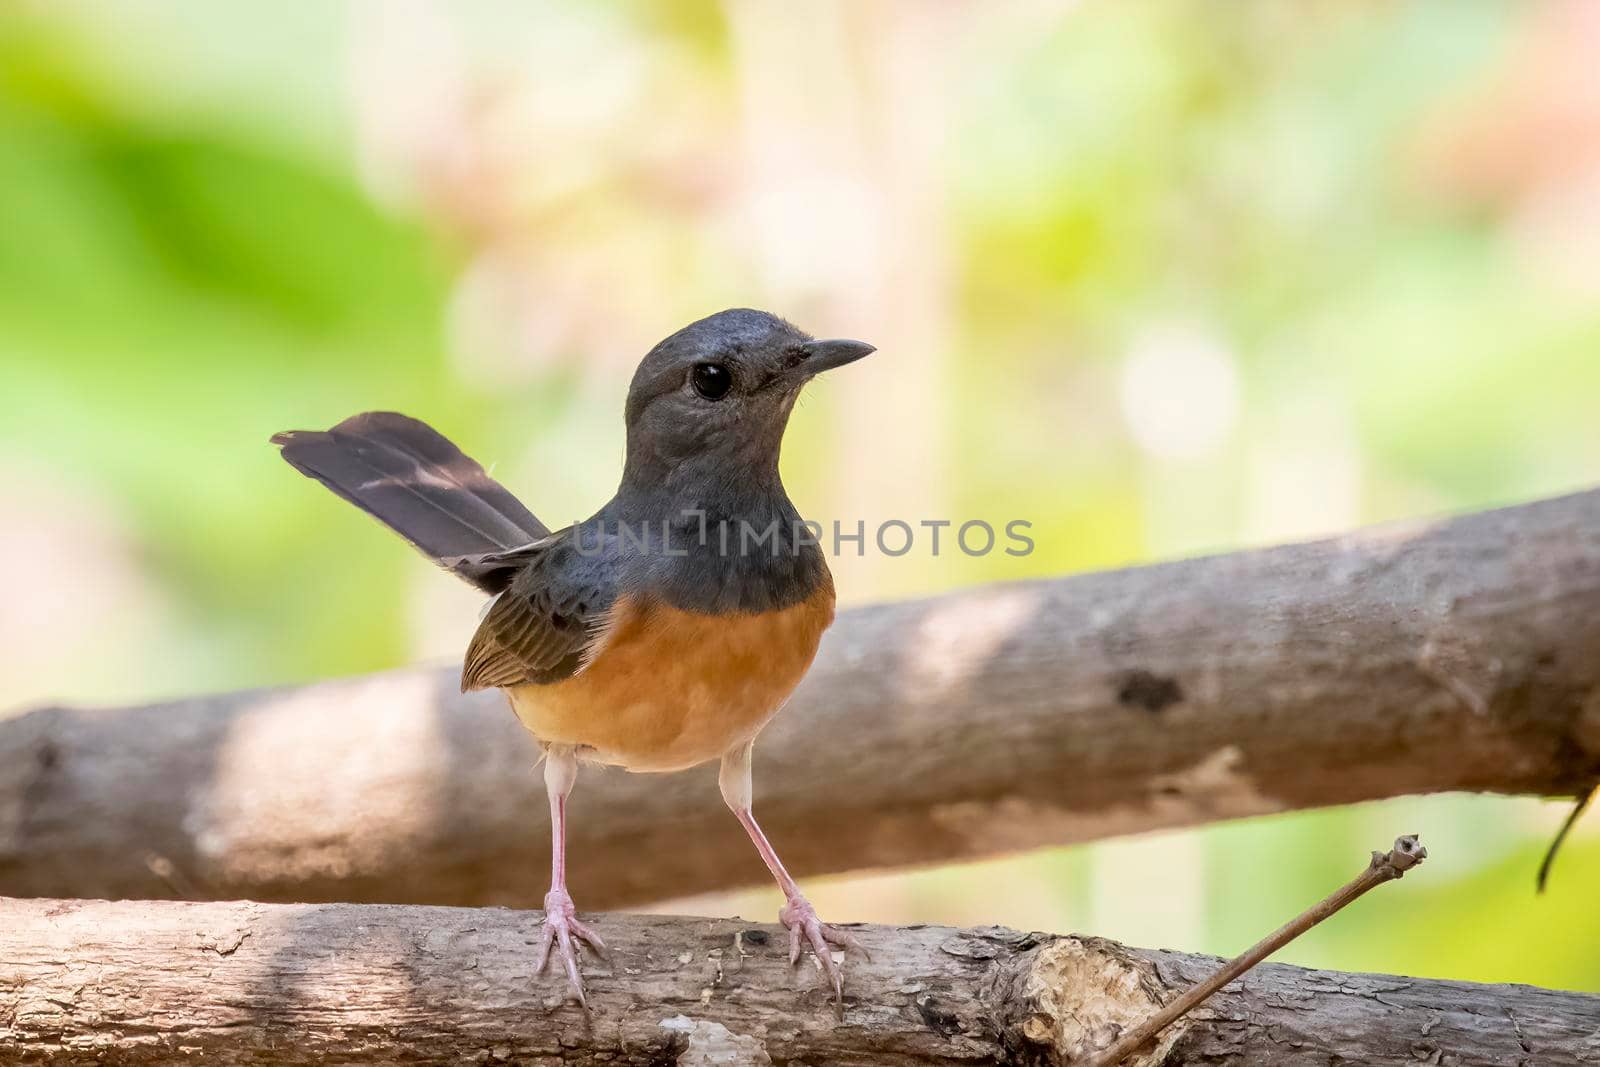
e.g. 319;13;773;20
533;746;604;1004
720;743;865;1000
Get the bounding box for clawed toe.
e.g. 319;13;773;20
568;915;606;952
779;896;864;1001
535;889;604;1005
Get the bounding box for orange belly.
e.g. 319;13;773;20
506;581;834;772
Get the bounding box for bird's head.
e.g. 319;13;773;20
620;308;874;491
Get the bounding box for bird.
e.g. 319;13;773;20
272;308;875;1004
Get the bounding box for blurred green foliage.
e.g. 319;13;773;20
1;1;1595;993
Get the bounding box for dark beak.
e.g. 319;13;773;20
794;338;875;377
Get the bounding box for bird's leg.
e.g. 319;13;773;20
534;744;605;1004
719;742;865;999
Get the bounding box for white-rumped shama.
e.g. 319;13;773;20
273;308;875;1003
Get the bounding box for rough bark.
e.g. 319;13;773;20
2;896;1595;1066
3;491;1599;911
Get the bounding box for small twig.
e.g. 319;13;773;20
1536;786;1594;893
1085;834;1428;1067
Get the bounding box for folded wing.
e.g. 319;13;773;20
460;530;623;691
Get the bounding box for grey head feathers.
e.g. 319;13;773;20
619;308;812;498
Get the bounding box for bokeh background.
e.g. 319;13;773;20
3;0;1598;992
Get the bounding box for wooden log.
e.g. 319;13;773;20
2;490;1598;910
2;896;1595;1066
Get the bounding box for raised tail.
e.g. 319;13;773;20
272;411;547;594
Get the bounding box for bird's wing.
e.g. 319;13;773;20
460;530;623;691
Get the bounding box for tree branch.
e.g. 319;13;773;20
2;895;1594;1066
3;490;1599;910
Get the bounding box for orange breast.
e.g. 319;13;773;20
507;577;835;772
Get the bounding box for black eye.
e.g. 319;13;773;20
691;362;732;400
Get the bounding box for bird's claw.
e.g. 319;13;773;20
534;888;605;1005
779;895;866;1001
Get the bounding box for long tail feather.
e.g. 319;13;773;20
273;411;547;593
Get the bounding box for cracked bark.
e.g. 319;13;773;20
2;490;1599;910
2;897;1595;1066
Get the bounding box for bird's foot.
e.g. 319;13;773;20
779;894;867;1000
534;887;606;1005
